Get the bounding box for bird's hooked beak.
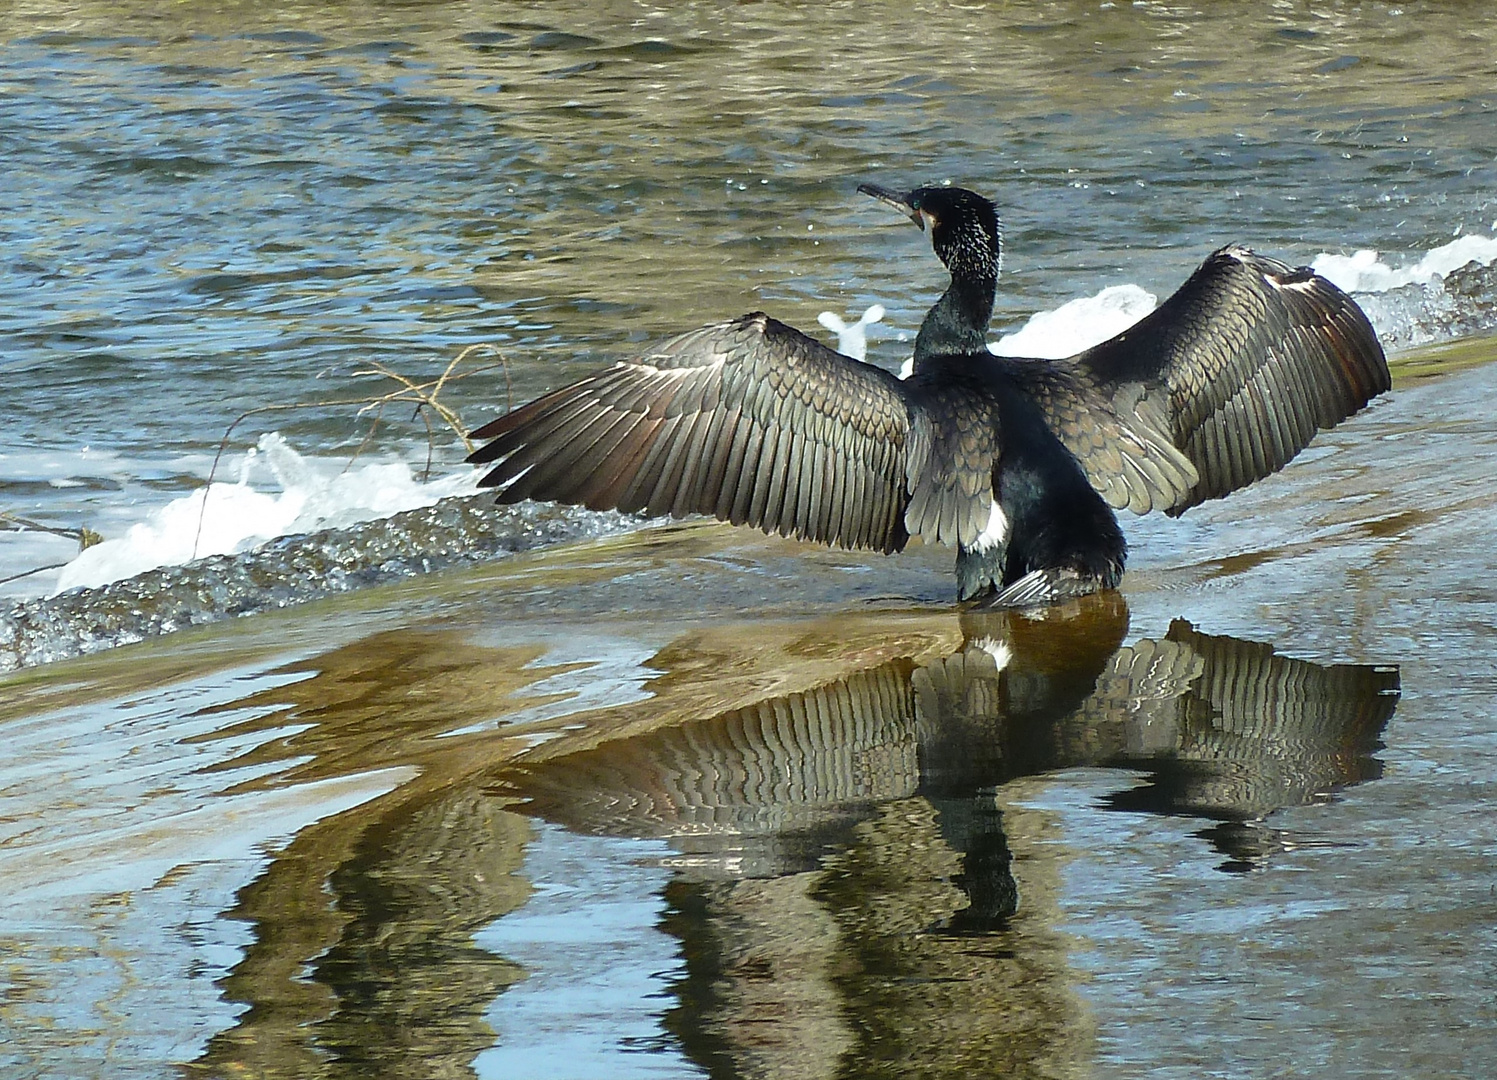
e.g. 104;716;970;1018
858;183;926;231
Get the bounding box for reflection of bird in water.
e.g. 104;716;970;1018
499;594;1399;883
468;184;1389;606
496;602;1396;1080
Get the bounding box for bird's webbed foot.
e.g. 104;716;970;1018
972;567;1111;609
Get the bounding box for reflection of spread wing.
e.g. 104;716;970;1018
1171;619;1399;750
499;664;920;879
1073;635;1209;754
469;314;916;552
1098;620;1399;820
499;608;1397;875
1072;247;1390;514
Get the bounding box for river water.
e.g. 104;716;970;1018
2;2;1496;1077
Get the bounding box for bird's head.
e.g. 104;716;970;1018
859;183;1001;283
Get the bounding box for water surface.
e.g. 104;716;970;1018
2;2;1497;1077
4;0;1496;596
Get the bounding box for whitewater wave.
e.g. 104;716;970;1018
1315;234;1497;350
992;284;1159;359
1312;234;1497;294
52;434;478;595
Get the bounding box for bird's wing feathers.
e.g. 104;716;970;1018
469;313;917;553
989;356;1200;514
1073;245;1389;514
901;381;1005;549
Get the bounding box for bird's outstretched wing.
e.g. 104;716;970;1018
1073;246;1390;514
985;355;1200;515
468;313;921;553
994;247;1388;516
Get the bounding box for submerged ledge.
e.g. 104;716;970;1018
0;496;636;673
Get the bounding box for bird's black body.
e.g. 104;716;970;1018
979;365;1126;602
468;183;1390;606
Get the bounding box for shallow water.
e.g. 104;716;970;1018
3;2;1497;1077
3;350;1496;1077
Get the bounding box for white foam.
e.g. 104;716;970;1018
891;284;1157;377
885;229;1497;371
992;283;1157;359
818;303;885;361
1312;233;1497;293
51;433;478;595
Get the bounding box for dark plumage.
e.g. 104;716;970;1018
468;184;1390;606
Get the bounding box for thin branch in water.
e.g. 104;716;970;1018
193;344;511;560
345;399;387;476
2;511;84;541
0;561;69;587
1;512;104;552
416;405;437;482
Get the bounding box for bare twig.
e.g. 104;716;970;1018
0;561;69;588
1;511;102;549
2;511;79;540
351;343;506;456
192;345;512;560
416;405;437;482
345;399;388;476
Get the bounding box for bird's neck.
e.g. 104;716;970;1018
913;274;995;362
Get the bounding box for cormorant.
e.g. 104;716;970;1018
467;184;1389;606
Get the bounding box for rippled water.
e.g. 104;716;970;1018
5;0;1497;593
3;2;1497;1077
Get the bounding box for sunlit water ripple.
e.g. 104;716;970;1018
3;3;1497;1078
